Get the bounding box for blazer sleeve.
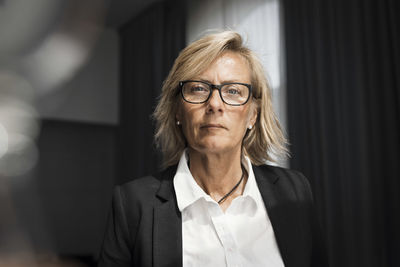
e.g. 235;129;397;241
98;186;133;267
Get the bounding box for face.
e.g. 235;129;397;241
176;51;258;155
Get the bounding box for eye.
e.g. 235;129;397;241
191;85;207;92
224;85;242;95
227;88;240;95
187;82;209;94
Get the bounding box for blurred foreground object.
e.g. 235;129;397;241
0;0;107;265
0;72;38;177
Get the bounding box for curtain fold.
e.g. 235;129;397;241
118;0;186;184
283;0;400;266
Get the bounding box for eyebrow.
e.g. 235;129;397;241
195;78;244;84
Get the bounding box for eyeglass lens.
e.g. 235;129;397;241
181;81;249;105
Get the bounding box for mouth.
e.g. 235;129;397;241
200;124;226;129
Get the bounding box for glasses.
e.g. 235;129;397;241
179;80;252;106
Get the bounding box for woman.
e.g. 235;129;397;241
98;31;327;267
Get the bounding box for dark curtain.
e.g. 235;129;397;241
283;0;400;266
35;120;116;264
118;0;185;184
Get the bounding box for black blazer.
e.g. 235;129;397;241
98;164;328;267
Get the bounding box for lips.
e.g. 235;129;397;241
200;123;226;129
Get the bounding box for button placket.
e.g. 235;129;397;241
207;202;242;267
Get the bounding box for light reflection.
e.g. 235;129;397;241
0;72;39;176
0;124;7;159
0;134;39;177
23;33;89;94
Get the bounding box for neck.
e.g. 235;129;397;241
188;147;246;203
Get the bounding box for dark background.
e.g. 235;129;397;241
284;0;399;266
8;0;399;266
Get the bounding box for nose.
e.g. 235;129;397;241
206;88;224;112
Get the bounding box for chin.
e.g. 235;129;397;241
192;138;238;154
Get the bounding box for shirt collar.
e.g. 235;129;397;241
173;150;211;212
240;156;259;206
173;150;260;212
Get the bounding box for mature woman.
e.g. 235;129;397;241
99;31;327;267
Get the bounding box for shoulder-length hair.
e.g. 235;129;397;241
153;30;288;167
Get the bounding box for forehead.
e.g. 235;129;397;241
196;51;251;82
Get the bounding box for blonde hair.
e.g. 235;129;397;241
153;30;288;167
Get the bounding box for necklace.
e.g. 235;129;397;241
187;157;246;204
217;165;245;204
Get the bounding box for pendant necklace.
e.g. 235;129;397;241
217;165;245;204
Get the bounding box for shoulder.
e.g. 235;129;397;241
116;175;161;202
114;165;177;208
254;164;313;201
254;164;308;184
254;164;304;177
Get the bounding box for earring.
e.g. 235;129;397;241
248;125;253;130
176;121;181;125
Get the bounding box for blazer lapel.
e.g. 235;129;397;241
153;166;182;267
253;165;303;267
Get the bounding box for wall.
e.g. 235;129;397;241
36;28;119;125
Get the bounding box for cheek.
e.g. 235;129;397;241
179;108;200;139
235;107;253;127
182;120;195;138
180;106;198;126
234;107;254;138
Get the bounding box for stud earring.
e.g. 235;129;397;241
176;121;181;125
248;125;253;130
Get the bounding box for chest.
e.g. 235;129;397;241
181;197;285;267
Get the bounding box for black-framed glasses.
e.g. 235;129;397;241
179;80;252;106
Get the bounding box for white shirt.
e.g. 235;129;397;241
173;151;285;267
